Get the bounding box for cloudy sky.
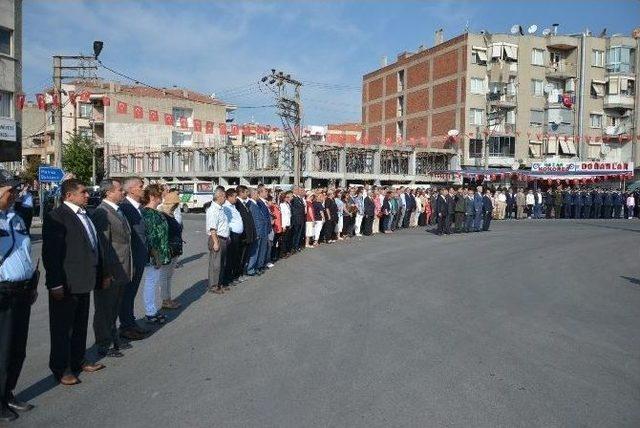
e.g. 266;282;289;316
22;0;640;125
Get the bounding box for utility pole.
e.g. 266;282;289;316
51;54;98;168
260;70;303;186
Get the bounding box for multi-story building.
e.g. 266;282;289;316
362;27;640;177
0;0;22;165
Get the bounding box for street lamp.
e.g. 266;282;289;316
93;41;104;59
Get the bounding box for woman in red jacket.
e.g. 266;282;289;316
268;195;282;261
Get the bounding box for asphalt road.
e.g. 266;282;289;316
9;215;640;427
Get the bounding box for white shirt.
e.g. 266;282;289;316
535;192;543;204
497;193;506;203
222;201;244;234
206;201;230;238
173;206;183;225
280;202;291;228
525;193;535;205
63;201;98;250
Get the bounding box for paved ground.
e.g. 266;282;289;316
8;215;640;427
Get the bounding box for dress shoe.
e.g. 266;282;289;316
133;325;150;335
59;374;81;386
120;329;145;341
8;395;34;413
117;341;133;350
98;348;124;358
0;406;18;422
81;362;106;373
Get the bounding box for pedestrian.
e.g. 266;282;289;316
268;194;283;260
464;188;475;232
434;188;448;235
279;191;292;257
255;186;273;269
482;189;494;231
524;189;533;219
0;173;37;421
362;190;375;236
473;186;484;231
312;192;325;244
534;188;543;219
158;190;183;309
627;192;636;219
593;188;603;219
496;190;507;220
90;179;132;359
612;191;622;219
234;185;256;280
206;188;230;294
289;186;306;252
334;191;345;239
353;187;364;236
454;188;465;232
223;188;245;284
554;186;563;219
505;187;515;219
118;177;148;341
305;193;316;247
42;178;106;386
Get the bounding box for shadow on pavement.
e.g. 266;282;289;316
176;252;205;267
620;276;640;287
575;221;640;234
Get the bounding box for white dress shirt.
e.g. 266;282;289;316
525;193;535;205
222;201;244;234
64;201;98;250
206;201;230;238
280;202;291;228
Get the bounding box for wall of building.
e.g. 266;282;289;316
0;0;22;164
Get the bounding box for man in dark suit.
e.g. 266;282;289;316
91;179;132;358
464;188;475;232
563;188;572;218
42;179;105;385
118;177;148;341
434;188;449;235
593;189;603;219
255;186;273;269
362;191;375;236
234;185;256;279
289;187;306;252
482;189;494;231
603;190;612;218
505;187;515;219
473;186;484;231
454;188;466;233
582;189;592;219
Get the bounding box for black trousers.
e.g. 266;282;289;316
0;290;31;407
603;205;612;218
454;212;465;232
437;214;447;235
119;265;144;331
291;223;303;252
482;211;492;231
583;205;592;219
402;211;411;228
563;204;571;218
613;205;622;219
49;292;90;378
593;204;602;219
224;232;242;283
280;227;291;255
238;240;251;276
93;282;123;350
362;215;374;236
444;214;452;234
554;205;562;219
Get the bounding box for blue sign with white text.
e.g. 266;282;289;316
38;166;65;183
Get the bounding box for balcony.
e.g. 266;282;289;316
545;60;576;79
604;94;635;109
487;91;517;109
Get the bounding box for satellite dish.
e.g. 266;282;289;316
511;161;521;171
447;129;460;137
528;25;538;34
542;28;551;36
510;24;522;35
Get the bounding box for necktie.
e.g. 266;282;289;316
78;209;98;250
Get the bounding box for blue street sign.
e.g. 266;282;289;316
38;166;65;183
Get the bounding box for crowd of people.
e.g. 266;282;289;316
0;173;637;422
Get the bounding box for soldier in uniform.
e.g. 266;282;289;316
572;188;583;219
603;190;613;218
554;186;563;219
612;191;623;219
562;187;572;218
593;188;603;219
582;189;592;219
544;188;553;219
0;171;37;422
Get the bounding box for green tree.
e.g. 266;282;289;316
20;156;42;184
62;132;104;184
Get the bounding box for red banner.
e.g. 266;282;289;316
36;94;45;110
79;91;91;103
68;91;77;105
149;109;158;122
218;123;226;134
164;113;174;126
231;124;239;135
133;105;143;119
102;96;110;107
179;117;188;129
15;94;25;110
52;93;60;108
117;101;128;114
193;119;202;132
205;121;214;134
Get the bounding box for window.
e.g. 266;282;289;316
78;127;92;139
530;109;544;127
531;48;544;66
396;96;404;117
608;77;619;95
0;91;11;118
529;142;542;158
78;103;92;119
488;136;515;157
469;108;484;125
172;107;193;123
197;183;213;193
503;45;518;61
591;80;606;98
470;77;486;94
592;49;604;67
606;46;635;73
531;79;544;97
471;47;487;64
469;139;483;158
506;110;516;125
620;77;635;96
396;121;403;139
397;70;405;92
0;28;10;56
590;114;602;128
172;130;193;146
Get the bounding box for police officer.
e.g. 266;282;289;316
583;189;592;219
0;172;37;422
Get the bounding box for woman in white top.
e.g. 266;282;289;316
496;190;507;220
411;192;422;227
626;194;635;219
279;192;292;255
525;190;535;218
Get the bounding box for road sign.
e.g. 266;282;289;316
38;166;65;183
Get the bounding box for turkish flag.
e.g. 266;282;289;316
385;137;392;146
102;96;110;107
193;119;202;132
231;125;239;135
205;121;214;134
15;94;25;110
179;117;188;128
133;105;143;119
242;125;251;134
149;110;159;122
117;101;128;114
164;113;174;126
36;94;45;110
52;93;60;108
79;91;91;103
218;123;226;135
257;126;264;135
68;91;77;105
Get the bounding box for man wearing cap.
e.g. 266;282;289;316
42;178;105;386
0;173;38;422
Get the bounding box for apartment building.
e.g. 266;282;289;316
362;27;640;174
0;0;22;163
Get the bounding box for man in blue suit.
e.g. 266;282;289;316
244;189;267;276
572;188;583;219
473;186;484;232
464;188;475;232
255;186;273;269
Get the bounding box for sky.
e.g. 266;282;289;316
22;0;640;126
